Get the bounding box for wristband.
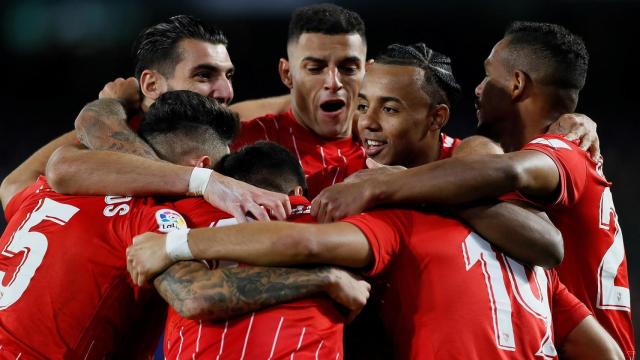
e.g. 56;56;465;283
165;228;193;261
188;168;213;196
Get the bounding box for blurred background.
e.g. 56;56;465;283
0;0;638;348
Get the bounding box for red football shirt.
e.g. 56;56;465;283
343;209;590;360
503;134;635;358
0;177;186;360
232;110;366;199
164;196;344;359
233;111;460;199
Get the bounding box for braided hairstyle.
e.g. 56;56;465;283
375;43;461;107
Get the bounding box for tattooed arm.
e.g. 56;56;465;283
153;261;370;322
74;98;158;159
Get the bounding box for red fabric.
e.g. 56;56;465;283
233;110;366;199
342;209;589;359
164;196;344;360
0;177;174;359
502;135;635;358
438;133;460;160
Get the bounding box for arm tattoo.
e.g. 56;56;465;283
154;261;331;321
76;99;159;159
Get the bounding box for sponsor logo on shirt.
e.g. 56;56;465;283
291;205;311;215
155;209;188;233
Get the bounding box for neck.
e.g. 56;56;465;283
141;98;153;113
410;131;442;167
500;101;562;152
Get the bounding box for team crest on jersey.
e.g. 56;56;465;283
155;209;187;233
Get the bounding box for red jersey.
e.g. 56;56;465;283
0;177;187;360
232;110;366;198
164;196;344;359
505;134;635;358
343;209;591;360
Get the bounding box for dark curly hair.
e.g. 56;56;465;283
375;43;461;107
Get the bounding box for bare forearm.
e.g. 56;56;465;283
188;222;371;268
46;144;191;195
374;155;520;206
455;201;563;268
75;99;158;159
560;316;624;360
1;130;77;208
153;261;331;320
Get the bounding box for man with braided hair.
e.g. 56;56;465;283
127;43;622;359
313;23;635;357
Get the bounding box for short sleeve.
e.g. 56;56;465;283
341;210;405;276
121;200;188;247
549;270;592;346
520;136;588;207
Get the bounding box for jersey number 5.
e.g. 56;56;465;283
0;198;79;309
597;187;630;311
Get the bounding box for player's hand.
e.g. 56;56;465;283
204;172;291;223
126;232;173;286
311;179;379;223
325;267;371;323
98;77;141;114
548;113;600;160
344;158;406;183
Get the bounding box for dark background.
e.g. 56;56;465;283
0;0;638;348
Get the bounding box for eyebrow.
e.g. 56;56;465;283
191;63;235;73
380;96;403;105
358;93;368;100
301;56;327;63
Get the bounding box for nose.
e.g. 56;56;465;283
324;67;343;92
475;78;485;98
358;109;381;134
212;77;234;105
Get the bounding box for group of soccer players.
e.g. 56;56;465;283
0;3;635;359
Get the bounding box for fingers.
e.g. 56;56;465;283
230;207;248;223
366;158;384;169
245;202;270;222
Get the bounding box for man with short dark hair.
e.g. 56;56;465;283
127;44;623;359
311;22;635;358
158;141;364;359
1;15;290;223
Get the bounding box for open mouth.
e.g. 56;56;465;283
364;138;387;157
320;99;346;113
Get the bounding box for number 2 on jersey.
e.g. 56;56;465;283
597;187;630;311
0;198;79;309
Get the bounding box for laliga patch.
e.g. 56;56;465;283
155;209;188;233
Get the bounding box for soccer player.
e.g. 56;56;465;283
157;142;364;359
127;45;623;359
0;91;363;359
0;15;288;222
311;22;635;358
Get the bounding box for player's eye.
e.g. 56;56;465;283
357;103;368;113
382;106;398;114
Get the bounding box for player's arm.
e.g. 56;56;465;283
559;316;625;360
152;261;369;322
46;145;290;222
74;98;159;159
0;130;77;209
450;136;563;268
229;94;290;122
127;221;373;284
312;148;559;222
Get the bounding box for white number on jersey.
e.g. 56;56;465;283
0;198;79;309
597;187;630;311
462;232;557;357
